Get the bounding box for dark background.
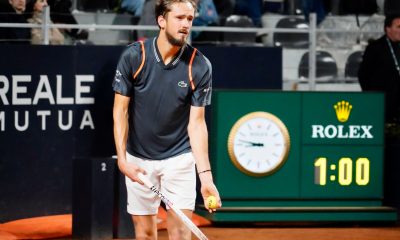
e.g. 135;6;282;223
0;44;282;222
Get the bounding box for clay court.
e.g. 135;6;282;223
161;224;400;240
2;1;400;240
1;213;400;240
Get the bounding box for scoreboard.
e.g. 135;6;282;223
197;90;397;222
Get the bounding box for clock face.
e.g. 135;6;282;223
227;112;291;177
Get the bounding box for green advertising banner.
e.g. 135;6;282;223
211;90;384;201
302;93;384;145
211;91;301;198
201;90;396;222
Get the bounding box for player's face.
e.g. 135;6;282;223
159;2;195;46
386;18;400;42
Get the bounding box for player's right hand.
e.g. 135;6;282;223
118;160;146;185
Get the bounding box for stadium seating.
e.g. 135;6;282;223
298;50;338;80
344;50;363;79
273;17;309;48
222;15;257;45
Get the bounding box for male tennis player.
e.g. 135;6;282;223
112;0;221;239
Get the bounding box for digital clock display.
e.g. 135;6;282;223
314;157;370;186
300;146;383;198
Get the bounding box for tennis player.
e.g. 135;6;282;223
112;0;221;239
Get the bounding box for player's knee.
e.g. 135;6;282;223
135;229;157;240
132;217;157;240
168;226;191;240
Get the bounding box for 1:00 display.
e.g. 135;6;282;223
314;157;370;186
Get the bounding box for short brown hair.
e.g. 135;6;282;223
155;0;197;24
384;14;400;32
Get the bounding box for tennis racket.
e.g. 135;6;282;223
137;173;209;240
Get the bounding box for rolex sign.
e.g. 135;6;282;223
302;93;384;145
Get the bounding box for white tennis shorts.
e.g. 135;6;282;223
125;151;196;215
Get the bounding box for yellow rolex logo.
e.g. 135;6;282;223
334;101;352;122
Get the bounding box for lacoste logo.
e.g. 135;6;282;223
178;81;188;88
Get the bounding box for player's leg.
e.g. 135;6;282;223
166;209;193;240
161;152;197;240
131;215;158;240
125;152;162;239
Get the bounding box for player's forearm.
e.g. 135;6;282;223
114;119;128;163
188;120;213;182
113;102;129;170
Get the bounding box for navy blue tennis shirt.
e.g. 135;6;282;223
113;37;212;160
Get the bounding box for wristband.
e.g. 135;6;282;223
198;169;211;174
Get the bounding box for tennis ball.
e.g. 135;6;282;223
206;195;218;209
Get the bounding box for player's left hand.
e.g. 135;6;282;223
199;176;222;213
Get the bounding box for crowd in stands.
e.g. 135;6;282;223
0;0;271;45
27;0;64;44
0;0;394;45
0;0;31;44
0;0;88;44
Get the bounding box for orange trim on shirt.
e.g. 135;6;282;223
133;41;145;79
189;48;197;91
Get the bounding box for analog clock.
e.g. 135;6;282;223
227;111;291;177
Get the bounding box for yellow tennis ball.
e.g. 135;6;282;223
206;195;218;209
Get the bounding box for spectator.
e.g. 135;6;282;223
233;0;262;27
136;0;157;40
214;0;235;18
47;0;88;41
194;0;219;26
192;0;219;40
118;0;145;42
26;0;64;44
358;13;400;213
0;0;31;44
358;13;400;124
120;0;145;16
302;0;326;25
